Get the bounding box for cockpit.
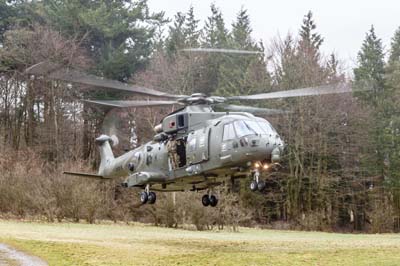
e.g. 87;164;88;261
220;118;284;164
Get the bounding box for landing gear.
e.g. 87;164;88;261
249;170;266;192
140;185;157;205
250;180;258;191
140;191;148;204
202;194;218;207
257;180;266;191
148;191;156;204
209;195;218;207
202;194;210;206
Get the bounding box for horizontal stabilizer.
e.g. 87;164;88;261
63;171;108;179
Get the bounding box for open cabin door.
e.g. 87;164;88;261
186;127;210;165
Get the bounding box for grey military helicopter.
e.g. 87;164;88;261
26;49;351;207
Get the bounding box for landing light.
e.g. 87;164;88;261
263;164;269;170
254;162;261;168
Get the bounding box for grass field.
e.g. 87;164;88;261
0;220;400;266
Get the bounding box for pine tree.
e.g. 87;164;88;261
275;12;326;89
0;0;15;44
183;6;200;48
202;4;229;48
354;26;389;225
383;26;400;219
165;12;186;56
0;0;41;46
353;25;385;104
216;8;269;97
165;6;200;56
299;11;323;57
231;8;254;49
389;27;400;64
386;27;400;93
192;4;230;95
274;34;300;89
297;11;325;86
42;0;166;81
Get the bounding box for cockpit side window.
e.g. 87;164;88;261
234;120;256;137
223;123;236;141
245;121;265;135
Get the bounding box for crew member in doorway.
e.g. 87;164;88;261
167;135;180;169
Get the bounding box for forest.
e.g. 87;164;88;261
1;0;400;233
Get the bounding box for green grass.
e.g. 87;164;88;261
0;220;400;265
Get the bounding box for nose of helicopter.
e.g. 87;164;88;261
241;133;284;164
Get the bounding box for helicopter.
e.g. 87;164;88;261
26;49;352;207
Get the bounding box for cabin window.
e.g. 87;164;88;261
223;123;236;141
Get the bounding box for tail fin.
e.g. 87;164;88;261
95;135;116;175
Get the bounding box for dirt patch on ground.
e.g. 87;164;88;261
0;244;47;266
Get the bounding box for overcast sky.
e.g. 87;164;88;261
148;0;400;71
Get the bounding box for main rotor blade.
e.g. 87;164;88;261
227;83;352;101
84;99;179;108
181;48;262;55
26;62;185;99
222;104;289;115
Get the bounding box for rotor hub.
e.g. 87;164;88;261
178;93;227;106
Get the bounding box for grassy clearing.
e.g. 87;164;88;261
0;220;400;265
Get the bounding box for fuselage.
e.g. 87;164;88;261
97;106;284;191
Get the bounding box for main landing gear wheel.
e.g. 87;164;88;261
140;185;156;205
209;195;218;207
202;194;218;207
140;191;148;204
148;191;157;204
202;194;210;207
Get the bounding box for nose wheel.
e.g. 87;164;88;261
140;185;156;205
250;180;258;191
250;170;266;192
250;180;266;191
